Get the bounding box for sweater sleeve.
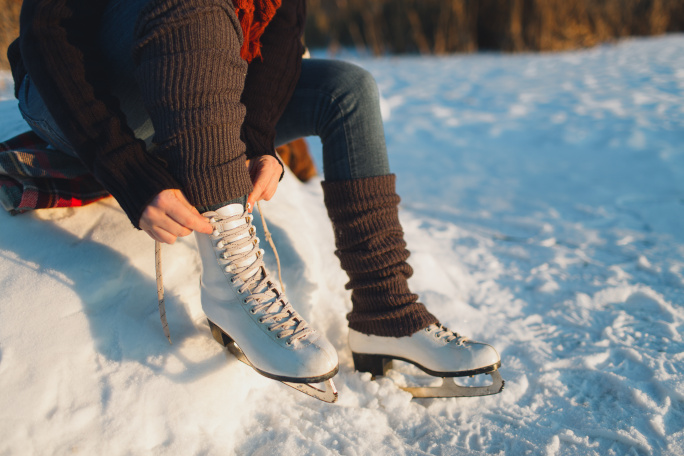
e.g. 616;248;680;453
18;0;181;228
240;0;306;160
132;0;254;209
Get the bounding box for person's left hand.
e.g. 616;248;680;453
246;154;283;212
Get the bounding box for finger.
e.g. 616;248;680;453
186;211;213;234
267;169;280;197
258;161;280;200
166;203;212;235
260;174;278;201
248;176;267;210
247;191;258;212
144;227;178;245
171;190;210;222
153;214;194;239
143;229;162;243
161;192;211;234
143;202;196;238
172;189;198;212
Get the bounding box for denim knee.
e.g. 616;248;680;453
315;61;389;180
324;62;381;117
274;58;391;181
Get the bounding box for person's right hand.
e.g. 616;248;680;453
139;189;213;244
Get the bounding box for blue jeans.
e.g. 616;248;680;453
274;59;390;181
18;0;390;186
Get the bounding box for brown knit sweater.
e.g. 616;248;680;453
8;0;305;227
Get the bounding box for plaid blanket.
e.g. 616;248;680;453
0;131;110;215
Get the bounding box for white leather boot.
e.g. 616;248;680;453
349;324;500;377
195;203;338;383
349;324;504;397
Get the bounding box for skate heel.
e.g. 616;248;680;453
352;352;392;378
208;319;234;347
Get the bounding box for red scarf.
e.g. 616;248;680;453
232;0;282;62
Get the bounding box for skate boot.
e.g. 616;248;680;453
195;203;339;402
349;324;504;397
322;174;504;397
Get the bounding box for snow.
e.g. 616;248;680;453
1;35;683;455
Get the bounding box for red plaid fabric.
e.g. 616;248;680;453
0;131;110;215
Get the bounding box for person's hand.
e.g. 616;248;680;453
139;189;213;244
246;154;283;212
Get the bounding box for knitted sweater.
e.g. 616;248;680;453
7;0;305;227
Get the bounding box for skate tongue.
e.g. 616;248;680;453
213;203;245;217
210;203;249;236
208;203;261;281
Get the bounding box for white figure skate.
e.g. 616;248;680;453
349;324;504;398
196;203;339;402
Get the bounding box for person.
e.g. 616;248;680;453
7;0;502;399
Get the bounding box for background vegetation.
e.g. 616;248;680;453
2;0;684;69
306;0;684;55
1;0;21;69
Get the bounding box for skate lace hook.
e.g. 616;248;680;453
427;323;468;345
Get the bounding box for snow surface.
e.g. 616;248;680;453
1;35;683;455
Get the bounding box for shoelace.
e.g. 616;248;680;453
425;323;469;345
155;240;170;343
155;202;296;345
209;207;314;344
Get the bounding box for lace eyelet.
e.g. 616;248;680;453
250;309;256;314
286;341;292;346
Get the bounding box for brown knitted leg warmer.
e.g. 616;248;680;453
322;174;438;337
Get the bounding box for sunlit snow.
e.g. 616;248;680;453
1;35;683;455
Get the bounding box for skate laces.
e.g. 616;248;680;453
209;207;314;345
425;324;468;345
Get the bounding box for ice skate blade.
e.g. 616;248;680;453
208;320;339;403
400;370;505;398
281;379;338;403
